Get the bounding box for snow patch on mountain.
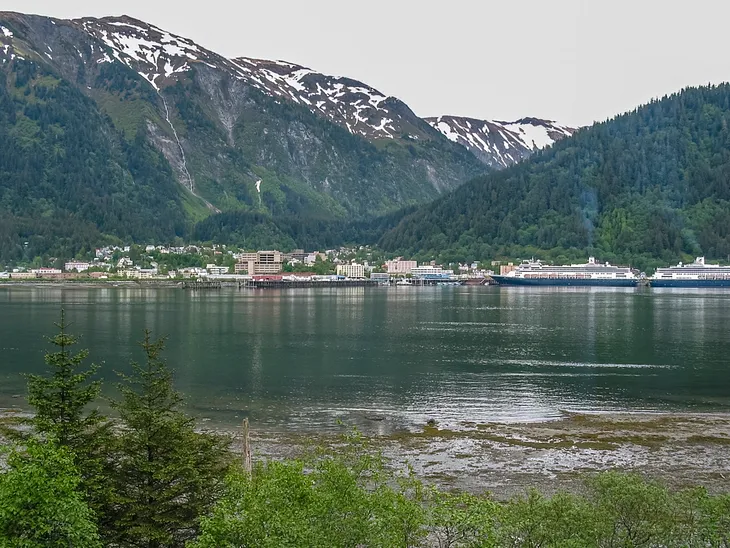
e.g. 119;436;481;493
426;115;575;168
0;25;12;37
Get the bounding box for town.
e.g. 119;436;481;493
0;244;501;285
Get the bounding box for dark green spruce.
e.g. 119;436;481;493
26;309;114;529
107;331;231;548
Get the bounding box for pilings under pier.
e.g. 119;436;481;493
240;279;379;289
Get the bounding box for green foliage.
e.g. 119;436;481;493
26;310;102;446
380;84;730;271
0;438;101;548
25;309;114;525
108;331;231;547
192;430;429;548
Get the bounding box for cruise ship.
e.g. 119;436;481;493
650;257;730;287
490;257;639;287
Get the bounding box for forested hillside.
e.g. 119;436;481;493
380;85;730;270
0;60;201;261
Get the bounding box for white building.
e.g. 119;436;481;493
31;268;62;276
336;263;365;278
206;264;230;275
121;268;159;279
64;261;91;272
386;259;417;275
411;265;454;278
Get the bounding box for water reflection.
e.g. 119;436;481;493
1;286;729;431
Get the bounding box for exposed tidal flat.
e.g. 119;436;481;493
2;284;730;496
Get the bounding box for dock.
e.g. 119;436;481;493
182;280;222;290
240;279;379;289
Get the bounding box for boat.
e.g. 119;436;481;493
650;257;730;287
395;279;412;286
490;257;639;287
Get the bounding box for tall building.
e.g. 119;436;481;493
385;259;417;275
336;263;365;278
235;251;283;275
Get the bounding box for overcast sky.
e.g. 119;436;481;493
3;0;730;127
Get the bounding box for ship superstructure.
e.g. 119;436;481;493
491;257;639;287
650;257;730;287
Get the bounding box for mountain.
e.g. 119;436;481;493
380;85;730;271
426;116;575;168
0;14;482;228
0;11;575;260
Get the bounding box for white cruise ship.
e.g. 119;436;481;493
490;257;639;287
650;257;730;287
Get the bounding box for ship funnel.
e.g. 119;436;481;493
696;257;705;265
588;256;596;264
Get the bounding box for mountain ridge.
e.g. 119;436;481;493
0;10;574;260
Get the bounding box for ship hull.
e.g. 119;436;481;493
650;279;730;288
490;276;639;287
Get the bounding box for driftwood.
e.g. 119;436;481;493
242;417;252;475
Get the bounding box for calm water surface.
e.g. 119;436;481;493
1;286;729;431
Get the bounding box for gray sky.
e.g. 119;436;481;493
3;0;730;127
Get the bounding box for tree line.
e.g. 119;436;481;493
378;84;730;272
1;313;729;547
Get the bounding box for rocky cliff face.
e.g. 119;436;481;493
0;12;490;220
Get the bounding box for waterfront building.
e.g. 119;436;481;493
121;268;159;279
385;258;417;275
235;251;283;275
31;268;62;276
411;265;454;278
370;272;390;283
64;261;91;272
336;263;365;279
206;264;230;275
9;272;35;279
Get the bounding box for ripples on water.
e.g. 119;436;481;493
1;286;729;432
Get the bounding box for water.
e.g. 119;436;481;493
1;285;729;432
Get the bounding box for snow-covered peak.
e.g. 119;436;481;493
232;56;407;140
72;17;419;141
77;16;209;89
426;115;575;168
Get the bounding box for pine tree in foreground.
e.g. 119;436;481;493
25;309;114;533
27;309;103;446
109;330;231;548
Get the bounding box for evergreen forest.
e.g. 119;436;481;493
379;85;730;271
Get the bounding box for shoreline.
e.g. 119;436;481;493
4;408;729;498
224;411;730;499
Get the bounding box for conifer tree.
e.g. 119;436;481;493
26;309;113;531
27;309;102;445
109;330;231;548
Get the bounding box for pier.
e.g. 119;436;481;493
182;280;222;290
240;279;379;289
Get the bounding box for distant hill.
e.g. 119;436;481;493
380;85;730;270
